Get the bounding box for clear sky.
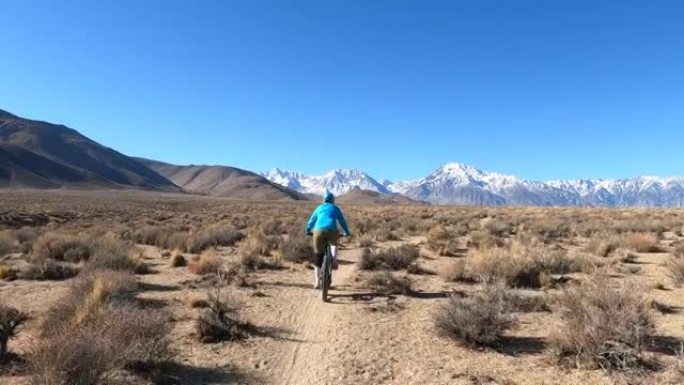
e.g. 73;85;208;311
1;1;683;182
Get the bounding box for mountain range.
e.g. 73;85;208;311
263;163;684;207
3;107;684;207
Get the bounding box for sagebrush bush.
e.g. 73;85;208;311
32;232;93;263
666;258;684;286
186;225;244;254
239;230;280;258
466;244;589;288
364;271;413;295
197;289;250;343
188;250;223;275
279;234;313;263
359;245;419;271
622;232;661;253
435;284;512;346
0;303;28;360
86;236;145;273
549;278;653;371
0;232;14;257
440;260;473;283
426;226;462;256
31;271;169;385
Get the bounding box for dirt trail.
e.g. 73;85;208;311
267;249;361;385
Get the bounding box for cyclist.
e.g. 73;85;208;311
305;191;351;289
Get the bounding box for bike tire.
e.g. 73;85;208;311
321;248;331;302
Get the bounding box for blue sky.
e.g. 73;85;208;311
2;1;683;182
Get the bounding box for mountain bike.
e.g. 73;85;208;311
319;243;332;302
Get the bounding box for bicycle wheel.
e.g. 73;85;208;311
321;248;331;302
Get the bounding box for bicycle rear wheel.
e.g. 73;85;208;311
321;248;331;302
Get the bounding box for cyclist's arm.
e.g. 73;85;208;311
336;208;351;236
305;210;318;234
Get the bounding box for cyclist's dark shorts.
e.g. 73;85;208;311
312;229;339;255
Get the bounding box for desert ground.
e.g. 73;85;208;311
2;190;684;385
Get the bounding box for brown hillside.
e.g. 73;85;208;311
0;109;178;191
137;158;309;201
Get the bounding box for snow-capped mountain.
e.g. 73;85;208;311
262;168;390;196
264;163;684;207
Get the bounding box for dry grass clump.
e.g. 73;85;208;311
466;244;592;289
186;224;244;254
435;284;512;346
188;250;223;275
240;230;280;258
549;278;654;371
133;225;187;250
523;218;572;243
426;226;462;256
0;303;28;360
0;231;14;257
86;236;147;273
364;271;413;295
197;287;251;343
672;241;684;259
0;264;17;281
440;259;477;283
30;271;170;385
359;244;419;271
279;234;313;263
584;235;621;258
467;230;505;249
666;258;684;286
32;232;93;263
622;232;662;253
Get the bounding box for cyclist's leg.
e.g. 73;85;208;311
329;230;340;270
312;230;326;288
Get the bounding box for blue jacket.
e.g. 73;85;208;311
305;203;351;235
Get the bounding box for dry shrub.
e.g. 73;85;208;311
32;232;93;263
239;230;280;258
584;236;621;258
483;219;513;238
672;241;684;259
666;258;684;286
279;234;313;263
359;245;419;271
18;260;79;281
468;230;504;249
426;226;462;256
0;303;28;360
188;250;223;275
524;218;571;243
197;288;250;343
170;249;187;267
440;259;474;283
505;291;549;313
0;232;14;256
30;271;169;385
0;264;16;280
550;278;654;371
13;227;40;253
466;244;590;289
364;271;413;295
218;262;250;287
357;236;374;248
186;225;244;254
435;284;512;346
86;236;144;273
622;232;662;253
133;225;187;250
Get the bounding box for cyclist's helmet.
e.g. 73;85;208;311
323;192;335;203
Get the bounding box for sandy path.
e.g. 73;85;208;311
266;249;361;385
